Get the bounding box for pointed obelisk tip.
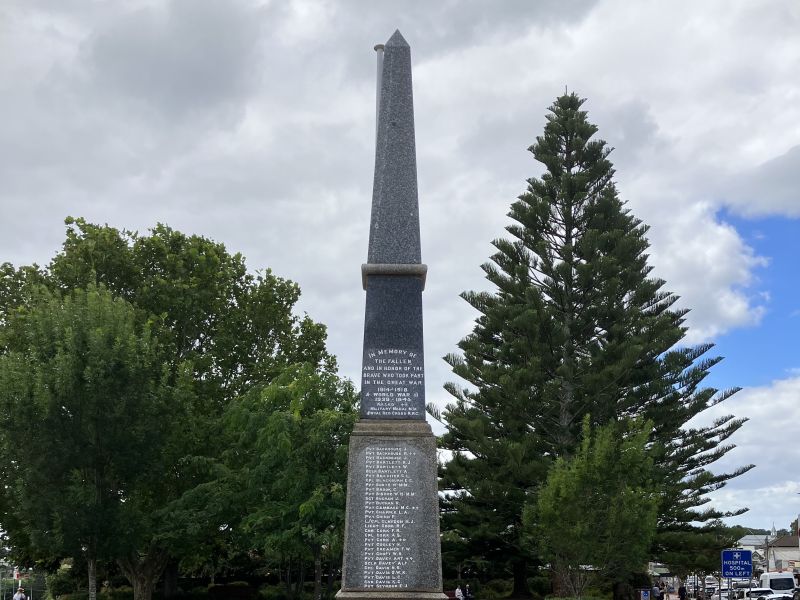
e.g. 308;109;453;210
385;29;409;48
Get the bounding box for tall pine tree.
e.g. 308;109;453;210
438;93;752;596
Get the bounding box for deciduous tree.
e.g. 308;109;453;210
0;285;177;600
528;417;658;598
0;219;335;600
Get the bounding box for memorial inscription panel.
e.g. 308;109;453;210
363;444;419;587
361;348;424;419
342;437;440;592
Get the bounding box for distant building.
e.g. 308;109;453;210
737;534;773;573
758;534;800;573
738;534;772;552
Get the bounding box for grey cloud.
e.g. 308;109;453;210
723;145;800;217
590;98;662;171
2;0;798;528
83;0;266;118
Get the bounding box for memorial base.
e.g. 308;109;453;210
336;590;447;600
337;420;446;600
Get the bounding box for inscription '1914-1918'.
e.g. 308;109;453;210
361;348;424;418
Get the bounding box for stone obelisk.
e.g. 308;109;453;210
337;31;446;600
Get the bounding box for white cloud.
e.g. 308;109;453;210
0;0;798;528
637;198;768;343
694;377;800;528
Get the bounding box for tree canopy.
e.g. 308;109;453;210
0;218;344;600
0;285;179;600
437;93;751;595
528;417;658;598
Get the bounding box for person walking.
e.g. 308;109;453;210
679;583;688;600
13;587;27;600
455;585;464;600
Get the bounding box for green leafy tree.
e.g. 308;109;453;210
0;219;334;600
0;285;178;600
228;365;356;600
169;364;357;600
527;417;658;598
437;93;751;595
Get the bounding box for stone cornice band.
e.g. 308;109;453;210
361;263;427;290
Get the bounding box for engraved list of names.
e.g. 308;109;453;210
361;348;424;419
362;444;421;588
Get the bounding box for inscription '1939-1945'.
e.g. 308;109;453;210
361;348;424;418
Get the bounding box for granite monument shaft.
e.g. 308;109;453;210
337;31;446;600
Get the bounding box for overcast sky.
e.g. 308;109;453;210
1;0;798;532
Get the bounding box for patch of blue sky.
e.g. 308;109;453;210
700;209;800;392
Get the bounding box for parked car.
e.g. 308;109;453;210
734;589;773;600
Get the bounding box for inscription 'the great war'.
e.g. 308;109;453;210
361;348;424;419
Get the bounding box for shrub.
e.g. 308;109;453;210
481;579;513;600
257;587;288;600
208;583;256;600
184;587;210;600
47;571;79;598
529;575;553;598
105;586;134;600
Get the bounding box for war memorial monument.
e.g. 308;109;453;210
336;31;447;600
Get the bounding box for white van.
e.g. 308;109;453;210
758;572;795;595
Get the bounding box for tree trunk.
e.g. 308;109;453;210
285;557;293;599
313;546;322;600
325;557;335;599
118;548;170;600
163;560;179;598
295;560;305;597
87;556;97;600
131;574;156;600
511;557;530;598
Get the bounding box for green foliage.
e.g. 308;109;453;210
0;219;339;600
184;588;210;600
104;588;134;600
480;579;513;600
0;285;176;565
529;417;657;597
230;365;357;556
46;570;80;597
438;93;751;592
237;365;355;594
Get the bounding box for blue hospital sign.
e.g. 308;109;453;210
721;549;753;578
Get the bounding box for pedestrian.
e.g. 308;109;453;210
653;583;661;600
465;584;473;600
13;588;27;600
679;583;688;600
659;583;666;600
455;585;464;600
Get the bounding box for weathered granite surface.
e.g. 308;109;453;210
360;276;425;420
340;422;442;593
367;30;421;265
338;30;445;600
